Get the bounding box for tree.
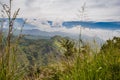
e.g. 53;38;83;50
100;37;120;53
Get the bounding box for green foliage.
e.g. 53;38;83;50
100;37;120;80
57;38;76;58
57;37;120;80
21;36;120;80
19;37;59;67
101;37;120;53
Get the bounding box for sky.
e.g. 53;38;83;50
0;0;120;21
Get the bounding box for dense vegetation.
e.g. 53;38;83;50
23;36;120;80
18;35;62;66
1;35;120;80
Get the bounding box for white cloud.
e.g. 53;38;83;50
0;0;120;21
2;18;120;40
27;19;120;40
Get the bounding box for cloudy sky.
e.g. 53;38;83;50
0;0;120;21
26;19;120;40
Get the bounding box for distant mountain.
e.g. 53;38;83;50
22;29;69;37
1;18;120;30
62;21;120;30
1;18;120;43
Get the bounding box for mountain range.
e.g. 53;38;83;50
0;18;120;42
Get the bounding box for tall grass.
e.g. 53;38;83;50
55;38;120;80
0;0;25;80
29;38;119;80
